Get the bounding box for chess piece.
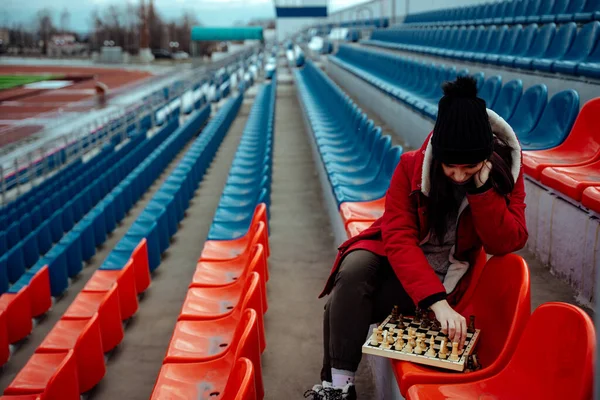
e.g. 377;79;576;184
430;318;441;331
397;313;404;327
449;342;460;361
387;332;395;346
403;340;414;353
376;326;384;343
390;305;399;323
468;315;476;333
439;338;448;359
413;338;423;354
408;336;416;349
395;328;404;337
470;354;481;371
426;335;437;357
382;333;391;349
413;308;422;323
395;335;404;350
420;337;428;351
420;313;430;329
370;328;379;346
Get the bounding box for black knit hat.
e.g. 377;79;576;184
432;76;493;165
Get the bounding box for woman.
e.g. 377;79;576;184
306;77;528;399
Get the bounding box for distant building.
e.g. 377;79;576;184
47;33;89;57
0;29;9;48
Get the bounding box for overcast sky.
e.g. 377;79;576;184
2;0;368;32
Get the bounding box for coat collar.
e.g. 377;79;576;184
417;108;522;197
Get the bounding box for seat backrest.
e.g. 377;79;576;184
238;272;263;317
380;146;403;181
493;79;523;121
486;25;508;53
496;302;595;400
471;72;485;91
529;89;580;146
525;23;556;57
222;358;256;400
565;21;600;60
550;0;569;14
537;0;555;15
543;22;577;59
460;254;531;369
232;308;263;399
478;76;503;109
558;97;600;153
513;23;539;55
503;0;519;18
512;0;529;18
507;84;548;136
524;0;542;17
582;0;600;12
476;27;496;52
371;136;393;169
563;0;585;13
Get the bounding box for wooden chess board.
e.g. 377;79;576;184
362;314;481;372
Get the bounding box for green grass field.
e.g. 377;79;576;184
0;75;64;91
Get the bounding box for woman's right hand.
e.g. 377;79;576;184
429;300;467;349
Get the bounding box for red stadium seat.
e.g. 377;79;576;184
582;186;600;212
346;221;374;238
151;309;264;400
222;358;257;400
339;197;385;226
63;285;123;352
0;311;9;366
394;254;531;396
84;259;138;320
200;203;270;262
523;97;600;180
406;302;595;400
5;350;79;400
0;396;41;399
179;272;266;353
37;314;105;393
131;239;151;294
540;159;600;201
192;243;268;312
0;288;32;344
28;266;52;318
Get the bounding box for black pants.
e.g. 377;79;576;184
321;250;415;382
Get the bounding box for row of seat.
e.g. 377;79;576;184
0;100;210;370
295;61;402;206
403;0;600;26
0;134;150;275
208;80;276;241
152;83;278;399
0;88;247;398
330;45;580;150
366;22;600;78
292;60;594;400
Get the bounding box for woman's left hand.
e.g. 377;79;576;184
474;161;492;188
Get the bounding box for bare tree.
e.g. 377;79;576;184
35;8;56;54
60;8;71;33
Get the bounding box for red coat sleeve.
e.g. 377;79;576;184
466;169;528;255
380;157;446;307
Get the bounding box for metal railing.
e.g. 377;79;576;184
0;44;260;207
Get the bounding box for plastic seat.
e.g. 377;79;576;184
201;204;269;261
514;23;557;70
406;303;594;400
574;0;600;22
523;98;600;180
0;287;32;343
492;80;523;121
8;265;52;318
532;22;578;71
151;309;263;400
180;271;265;352
582;186;600;212
63;285;123;352
497;24;539;67
221;358;257;400
507;84;547;137
37;314;105;393
556;0;586;21
4;350;79;400
577;29;600;78
394;254;531;396
84;259;138;320
477;76;502;109
519;89;579;150
340;197;385;226
346;221;374;238
0;311;9;366
540;158;600;200
6;244;26;284
553;21;600;74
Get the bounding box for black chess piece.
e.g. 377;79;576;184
430;318;441;331
390;305;399;323
413;307;422;323
420;314;430;329
468;315;476;333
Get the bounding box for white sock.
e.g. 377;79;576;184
331;368;355;388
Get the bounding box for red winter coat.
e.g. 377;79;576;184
319;110;528;309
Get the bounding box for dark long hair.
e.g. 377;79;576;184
427;136;515;241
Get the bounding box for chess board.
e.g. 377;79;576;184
362;314;480;372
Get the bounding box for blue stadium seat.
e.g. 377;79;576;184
478;76;503;109
541;0;569;22
532;22;578;71
574;0;600;22
472;25;509;62
556;0;586;22
519;90;580;150
493;80;524;121
507;84;548;137
577;30;600;78
497;24;538;66
515;0;542;24
529;0;557;23
553;21;600;74
513;23;557;69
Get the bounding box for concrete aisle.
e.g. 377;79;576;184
90;98;253;400
0;118;214;392
261;80;375;398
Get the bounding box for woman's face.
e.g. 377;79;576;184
442;162;485;185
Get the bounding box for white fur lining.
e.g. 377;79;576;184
419;109;522;292
420;108;521;197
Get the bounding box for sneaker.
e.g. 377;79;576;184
304;381;357;400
